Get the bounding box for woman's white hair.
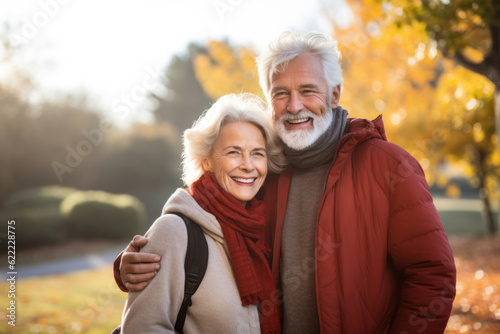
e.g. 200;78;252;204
256;31;343;101
182;93;287;186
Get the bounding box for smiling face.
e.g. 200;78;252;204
270;53;341;150
202;121;268;206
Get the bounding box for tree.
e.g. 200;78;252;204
151;43;213;132
384;0;500;140
328;0;499;233
193;40;262;100
378;0;500;232
432;65;499;233
329;0;442;171
0;28;105;201
89;122;182;220
0;27;182;222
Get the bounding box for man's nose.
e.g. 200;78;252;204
287;92;303;114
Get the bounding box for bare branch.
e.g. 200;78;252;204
439;21;500;87
453;51;489;75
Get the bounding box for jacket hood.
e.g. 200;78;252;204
162;188;225;244
346;114;387;143
331;114;387;164
321;114;388;193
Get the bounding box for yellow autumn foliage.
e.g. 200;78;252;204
193;40;262;101
192;0;499;200
331;0;499;199
331;0;441;181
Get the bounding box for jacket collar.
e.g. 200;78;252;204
279;114;387;176
323;114;386;191
275;115;388;211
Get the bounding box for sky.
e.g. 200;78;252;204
0;0;352;126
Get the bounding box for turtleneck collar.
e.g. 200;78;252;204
282;106;349;169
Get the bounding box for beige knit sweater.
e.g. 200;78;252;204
121;189;261;333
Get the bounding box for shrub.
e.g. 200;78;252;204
0;207;67;249
3;186;78;210
61;191;146;239
1;186;78;249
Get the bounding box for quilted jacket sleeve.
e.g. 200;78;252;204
386;150;456;334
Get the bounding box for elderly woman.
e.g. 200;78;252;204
120;94;285;334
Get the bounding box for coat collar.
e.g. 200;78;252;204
278;114;387;176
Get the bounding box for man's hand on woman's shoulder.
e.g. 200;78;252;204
120;235;161;292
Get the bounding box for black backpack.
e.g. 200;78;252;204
112;212;209;334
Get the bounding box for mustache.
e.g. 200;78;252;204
277;111;318;122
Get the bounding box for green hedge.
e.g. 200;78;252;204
1;186;146;249
0;206;67;249
61;191;146;239
3;186;78;210
1;186;78;249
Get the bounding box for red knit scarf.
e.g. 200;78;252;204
188;171;281;334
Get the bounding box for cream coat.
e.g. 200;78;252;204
121;189;261;334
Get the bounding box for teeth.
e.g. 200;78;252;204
287;118;309;124
232;177;255;184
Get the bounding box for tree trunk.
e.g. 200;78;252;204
496;86;500;234
480;187;496;235
471;146;497;234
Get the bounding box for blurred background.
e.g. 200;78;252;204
0;0;499;333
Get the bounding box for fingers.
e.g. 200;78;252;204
121;262;160;292
124;270;158;285
125;281;151;293
120;249;161;292
125;235;149;252
122;252;161;265
122;261;161;275
119;235;161;292
123;270;159;292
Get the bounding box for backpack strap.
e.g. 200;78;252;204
174;213;209;334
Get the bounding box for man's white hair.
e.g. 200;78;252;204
182;93;287;186
256;31;343;102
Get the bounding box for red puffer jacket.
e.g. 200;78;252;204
261;115;456;334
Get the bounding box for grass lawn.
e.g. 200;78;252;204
0;266;126;333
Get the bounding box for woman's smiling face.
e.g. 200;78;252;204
202;121;268;206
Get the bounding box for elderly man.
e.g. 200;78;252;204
114;31;456;333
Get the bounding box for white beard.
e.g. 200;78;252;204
274;110;333;150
